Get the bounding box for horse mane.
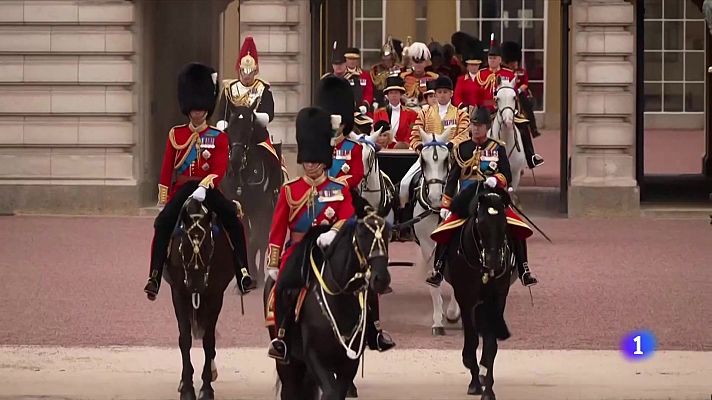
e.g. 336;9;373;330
350;187;371;219
450;183;480;217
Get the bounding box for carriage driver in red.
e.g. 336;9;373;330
143;63;255;300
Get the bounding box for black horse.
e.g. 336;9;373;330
221;103;284;285
164;197;245;400
265;194;391;400
445;184;514;399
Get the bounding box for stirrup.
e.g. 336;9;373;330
425;270;443;288
531;155;544;167
268;338;288;361
144;277;159;301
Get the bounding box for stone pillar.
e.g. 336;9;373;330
568;0;640;216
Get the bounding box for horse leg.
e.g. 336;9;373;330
459;302;482;396
429;285;445;335
173;294;196;400
305;351;338;400
444;282;461;323
479;333;498;400
198;297;223;400
336;360;360;399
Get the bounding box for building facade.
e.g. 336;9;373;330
0;0;710;216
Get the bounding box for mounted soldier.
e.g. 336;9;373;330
452;31;485;109
317;75;365;189
266;106;394;362
143;62;255;300
429;107;539;287
400;41;438;111
502;40;544;168
215;36;282;166
370;36;404;107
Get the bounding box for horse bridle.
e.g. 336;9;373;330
359;139;381;195
459;190;509;281
178;202;215;307
417;139;450;212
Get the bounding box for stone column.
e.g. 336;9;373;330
569;0;640;216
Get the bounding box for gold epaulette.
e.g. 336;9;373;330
283;176;301;186
425;71;438;78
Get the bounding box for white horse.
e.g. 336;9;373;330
489;77;526;191
412;127;461;335
351;129;396;222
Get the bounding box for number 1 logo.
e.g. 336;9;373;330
620;330;656;361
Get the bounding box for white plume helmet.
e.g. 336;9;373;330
407;42;431;63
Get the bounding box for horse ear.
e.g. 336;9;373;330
369;126;382;143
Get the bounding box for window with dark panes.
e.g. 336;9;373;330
458;0;547;111
415;0;427;42
352;0;385;69
644;0;705;113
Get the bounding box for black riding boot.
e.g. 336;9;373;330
518;122;544;169
366;292;395;352
144;233;169;300
269;289;299;362
425;242;448;287
512;238;538;287
519;93;541;137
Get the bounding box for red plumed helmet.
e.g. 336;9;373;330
236;36;259;74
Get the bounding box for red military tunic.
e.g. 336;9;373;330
474;67;516;112
157;123;229;204
266;175;355;271
347;67;375;110
327;137;364;189
512;67;529;93
453;73;482;109
373;105;418;144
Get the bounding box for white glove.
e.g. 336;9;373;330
267;267;278;281
358;105;368;115
190;186;207;202
316;230;337;248
440;209;451;220
484;176;498;189
254;111;269;127
216;120;228;131
373;101;379;110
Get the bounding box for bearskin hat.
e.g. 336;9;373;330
501;41;522;64
428;41;445;60
177;62;218;118
316;75;355;135
452;31;485;65
296;107;334;168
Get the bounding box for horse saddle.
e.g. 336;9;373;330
265;286;308;327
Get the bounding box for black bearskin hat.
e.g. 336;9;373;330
296;107;333;168
178;62;218;118
433;75;453;91
316;75;355;135
428;41;445;60
501;41;522;64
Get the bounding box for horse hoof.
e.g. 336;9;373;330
445;314;461;324
346;382;358;398
197;388;214;400
466;382;482;395
178;385;196;400
481;391;496;400
432;327;446;336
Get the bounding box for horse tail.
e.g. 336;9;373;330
190;307;206;340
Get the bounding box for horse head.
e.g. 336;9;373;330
226;103;259;169
417;126;450;207
468;187;508;276
177;197;217;295
494;77;517;129
352;192;391;294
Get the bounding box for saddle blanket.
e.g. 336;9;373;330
265;286;308;327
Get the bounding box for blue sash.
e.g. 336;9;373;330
328;140;356;178
176;129;220;175
293;181;342;232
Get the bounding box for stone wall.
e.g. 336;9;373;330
0;0;138;213
569;0;640;216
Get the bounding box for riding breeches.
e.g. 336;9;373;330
399;161;421;208
515;122;537;166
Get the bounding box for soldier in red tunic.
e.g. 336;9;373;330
473;34;516;113
427;108;539;287
266;106;394;361
452;31;485;109
316;75;365;189
502;41;544;168
143;63;254;300
344;47;375;115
